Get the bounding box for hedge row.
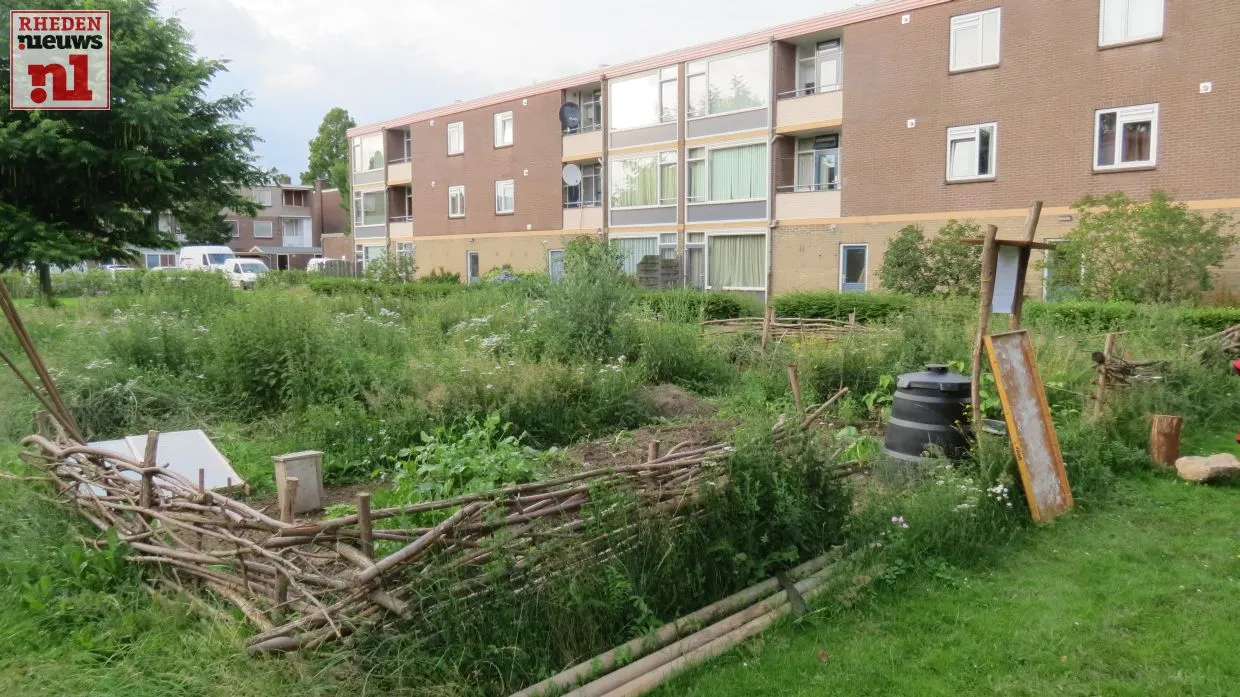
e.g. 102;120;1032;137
635;289;763;322
306;276;465;299
773;291;914;323
1023;301;1240;332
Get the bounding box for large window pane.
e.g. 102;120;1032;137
354;134;383;172
707;49;769;114
612;237;659;276
708;234;764;289
610;156;658;208
708;144;767;201
610;74;660;130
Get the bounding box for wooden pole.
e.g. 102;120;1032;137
646;440;661;463
760;305;774;352
357;492;374;559
140;431;159;511
1149;415;1183;468
274;476;299;618
786;364;803;415
1009;201;1044;330
1094;332;1117;420
970;224;1000;428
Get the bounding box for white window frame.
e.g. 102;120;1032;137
794;135;841;192
608;67;678;132
493;111;513;148
686;46;771;120
353;188;386;228
254;189;272;207
704;229;768;292
466;250;481;283
1099;0;1164;47
225;220;239;238
548;248;565;282
351;134;384;173
447;121;464;155
609;232;661;277
448;185;465;218
395;241;414;267
945;122;998;182
949;8;1002;72
252;220;273;239
838;243;869;292
495;179;515;214
1093;104;1159;171
685;139;769;205
609;150;677;210
659;232;678;260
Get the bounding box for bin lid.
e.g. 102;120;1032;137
897;364;972;393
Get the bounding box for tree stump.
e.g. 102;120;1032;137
1149;415;1183;468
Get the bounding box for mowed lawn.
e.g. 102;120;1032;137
660;475;1240;697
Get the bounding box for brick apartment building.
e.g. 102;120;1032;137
344;0;1240;298
223;181;345;270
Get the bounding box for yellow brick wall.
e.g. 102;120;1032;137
409;231;594;279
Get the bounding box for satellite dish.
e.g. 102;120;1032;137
559;102;581;131
562;163;582;187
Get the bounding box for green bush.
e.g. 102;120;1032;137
774;291;912;322
541;237;634;362
1022;301;1141;330
254;269;309;289
307;275;464;300
633;322;730;391
636;289;761;322
420;267;462;284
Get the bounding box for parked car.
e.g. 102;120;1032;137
178;245;236;272
223;259;269;289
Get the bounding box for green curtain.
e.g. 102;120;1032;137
688;160;706;202
708;235;764;289
612;237;659;276
611;157;658;208
709;144;766;202
659;162;677;204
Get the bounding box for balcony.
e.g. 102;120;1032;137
387;158;412;184
563;205;602;231
776;51;843;134
562;126;602;162
389;215;413;238
775;186;841;221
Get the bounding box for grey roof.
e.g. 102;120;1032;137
248;246;323;255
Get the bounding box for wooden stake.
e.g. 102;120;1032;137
760;305;774;352
357;492;374;559
1009;201;1043;330
786;364;803;415
647;440;661;463
1149;415;1183;468
1094;332;1117;420
140;431;159;511
970;224;1000;428
274;477;299;619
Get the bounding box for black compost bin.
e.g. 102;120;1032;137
882;364;972;462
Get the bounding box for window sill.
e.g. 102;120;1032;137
493;143;513;150
1092;163;1156;174
448;215;465;219
686;105;767;121
945;176;997;185
948;62;1000;75
495;211;515;216
447;152;464;157
1099;35;1162;50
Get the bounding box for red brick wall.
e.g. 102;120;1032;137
841;0;1240;216
410;91;565;235
225;215;280;252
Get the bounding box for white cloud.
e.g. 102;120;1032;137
157;0;871;176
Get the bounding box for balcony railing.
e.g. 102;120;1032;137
389;214;413;223
387;156;412;164
563;121;603;135
777;181;841;193
778;50;844;100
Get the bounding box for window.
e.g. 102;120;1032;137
1094;104;1158;170
564;162;603;207
254;189;272;207
225;220;239;238
564;88;602;133
447;122;464;155
685;232;705;289
707;233;766;291
1042;240;1080;301
351;134;384;172
687;48;770;118
609;68;677;131
391;186;413;222
398;129;412;162
395;242;414;267
946;123;997;181
495;179;515;214
466;251;480;284
548;249;565;282
253;221;273;239
950;8;1001;72
353;190;386;227
687;142;768;203
795;135;840;191
282;189;308;207
1100;0;1163;46
840;244;868;292
356;244;385;273
448;185;465;218
494;111;513;147
281;218;310;245
609;151;676;208
611;235;660;276
794;40;843;97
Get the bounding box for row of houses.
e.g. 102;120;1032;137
322;0;1240;298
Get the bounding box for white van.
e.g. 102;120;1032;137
178;245;236;272
223;258;269;289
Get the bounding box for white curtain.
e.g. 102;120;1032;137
708;235;764;289
612;237;659;276
709;144;766;201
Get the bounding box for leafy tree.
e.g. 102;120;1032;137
1059;191;1237;304
0;0;267;299
878;225;933;295
300;107;355;210
543;236;633;361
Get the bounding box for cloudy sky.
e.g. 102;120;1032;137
157;0;873;177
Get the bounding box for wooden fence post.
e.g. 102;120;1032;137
273;477;299;620
970;224;1000;428
787;364;803;415
1009;201;1043;330
357;492;374;559
1150;415;1183;468
1094;332;1117;420
761;305;774;352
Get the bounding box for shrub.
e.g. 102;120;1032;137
633;322;730;391
420;267;462;284
1058;190;1238;304
774;291;911;322
541;236;634;361
1022;300;1141;330
636;289;761;322
878;225;935;296
307;275;464;300
254;269;309;289
875;220;982;297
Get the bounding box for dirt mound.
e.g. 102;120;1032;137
642;383;717;420
567;419;731;471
